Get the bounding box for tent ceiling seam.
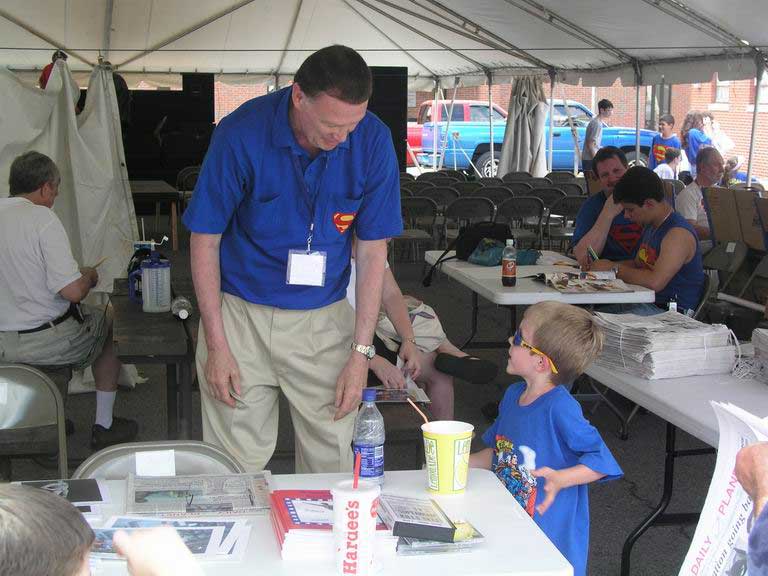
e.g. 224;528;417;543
273;0;304;77
354;0;485;70
343;0;437;76
501;0;634;64
415;0;553;70
115;0;260;69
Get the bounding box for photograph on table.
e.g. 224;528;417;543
91;526;225;558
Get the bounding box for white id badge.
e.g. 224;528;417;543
287;250;327;286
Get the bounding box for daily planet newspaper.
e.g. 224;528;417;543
678;402;767;576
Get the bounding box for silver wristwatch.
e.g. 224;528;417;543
351;342;376;360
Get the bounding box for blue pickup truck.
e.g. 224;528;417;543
416;99;657;176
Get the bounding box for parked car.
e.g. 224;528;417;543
416;99;656;175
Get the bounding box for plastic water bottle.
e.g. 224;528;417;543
502;238;517;287
352;389;385;485
171;296;193;320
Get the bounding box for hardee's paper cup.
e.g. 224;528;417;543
422;420;474;494
331;479;380;576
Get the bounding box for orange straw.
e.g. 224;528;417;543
407;398;429;425
353;452;361;489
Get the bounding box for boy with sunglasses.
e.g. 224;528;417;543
469;302;622;576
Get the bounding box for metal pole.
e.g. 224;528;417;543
635;84;641;162
487;71;495;177
432;79;439;171
548;69;556;173
747;58;765;186
438;76;460;170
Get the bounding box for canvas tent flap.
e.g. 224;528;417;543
0;0;765;88
0;62;136;293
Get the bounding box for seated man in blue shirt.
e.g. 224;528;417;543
182;45;403;474
572;146;643;268
590;167;705;314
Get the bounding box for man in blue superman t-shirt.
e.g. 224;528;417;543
572;147;642;269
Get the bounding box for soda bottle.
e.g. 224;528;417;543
502;238;517;287
170;296;193;320
352;388;385;484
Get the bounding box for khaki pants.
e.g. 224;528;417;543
197;293;356;473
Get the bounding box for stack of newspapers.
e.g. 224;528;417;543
593;311;736;379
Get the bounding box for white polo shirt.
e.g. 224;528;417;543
676;181;709;231
0;197;81;331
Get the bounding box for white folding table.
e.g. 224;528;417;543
91;468;572;576
585;363;768;575
424;250;656;348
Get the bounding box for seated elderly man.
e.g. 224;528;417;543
675;146;724;242
0;151;137;450
590;166;706;315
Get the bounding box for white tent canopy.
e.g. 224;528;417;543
0;0;765;90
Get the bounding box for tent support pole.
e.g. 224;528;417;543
438;77;460;171
548;68;556;173
635;85;641;161
747;58;765;186
432;79;439;171
487;70;494;177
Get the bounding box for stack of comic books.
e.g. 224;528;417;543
269;489;397;561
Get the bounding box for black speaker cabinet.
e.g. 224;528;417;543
368;67;407;172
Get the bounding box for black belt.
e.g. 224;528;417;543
17;304;81;335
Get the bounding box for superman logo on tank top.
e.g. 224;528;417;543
636;243;659;270
609;223;642;255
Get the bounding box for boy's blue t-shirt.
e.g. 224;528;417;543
649;134;682;170
685;128;712;172
572;192;642;261
482;383;623;576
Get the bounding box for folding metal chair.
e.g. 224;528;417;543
545;196;587;251
495;196;545;249
501;171;532;182
529;187;567;208
443;197;496;246
399;172;415;181
546;171;576;183
465;187;514;208
479;177;504;186
0;364;68;480
501;181;533;196
72;440;245;480
401;180;436;195
417;172;456;183
527;177;554;189
559;182;585;197
418;186;460;213
439;169;466;181
453;181;485;196
395;197;439;260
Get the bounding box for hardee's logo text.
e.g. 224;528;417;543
333;212;356;234
342;497;379;574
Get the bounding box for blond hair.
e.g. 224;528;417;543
523;302;604;385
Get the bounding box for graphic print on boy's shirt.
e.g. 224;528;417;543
492;435;538;517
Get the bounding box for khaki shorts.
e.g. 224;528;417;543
197;293;356;474
0;304;109;370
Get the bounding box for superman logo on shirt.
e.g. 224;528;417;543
653;143;670;164
332;212;356;234
636;243;658;270
609;223;643;255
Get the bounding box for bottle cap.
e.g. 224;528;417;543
177;309;189;320
362;389;377;402
506;239;514;246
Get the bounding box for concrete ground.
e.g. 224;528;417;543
7;222;716;576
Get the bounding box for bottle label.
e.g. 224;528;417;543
502;259;517;278
352;443;384;478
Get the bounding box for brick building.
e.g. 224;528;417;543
213;74;768;179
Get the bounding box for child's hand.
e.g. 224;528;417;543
531;466;566;515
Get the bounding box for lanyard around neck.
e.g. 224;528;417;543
290;153;328;252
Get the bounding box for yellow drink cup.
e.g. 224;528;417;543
421;421;474;494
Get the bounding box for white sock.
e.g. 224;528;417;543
95;390;116;429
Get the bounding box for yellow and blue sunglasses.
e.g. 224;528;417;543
512;329;559;375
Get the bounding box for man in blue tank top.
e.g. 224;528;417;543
589;167;705;314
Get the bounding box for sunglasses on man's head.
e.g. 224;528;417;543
512;329;559;374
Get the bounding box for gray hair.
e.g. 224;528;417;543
9;151;60;196
0;483;94;576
